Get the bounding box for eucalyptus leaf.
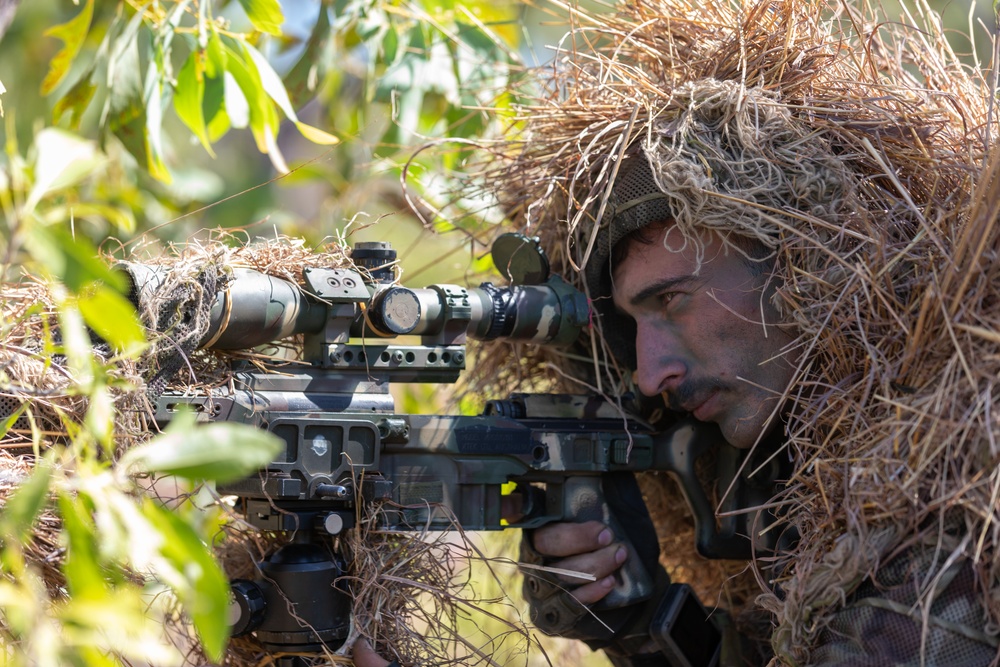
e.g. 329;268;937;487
142;499;230;660
24;129;105;215
52;76;98;130
222;71;249;129
103;9;145;130
77;283;146;355
0;403;25;441
144;58;171;178
58;494;106;601
41;0;95;95
0;459;52;544
282;6;333;107
21;224;124;293
243;42;299;121
121;410;282;483
174;51;214;155
237;0;285;35
294;121;339;145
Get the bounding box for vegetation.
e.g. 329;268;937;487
0;0;529;664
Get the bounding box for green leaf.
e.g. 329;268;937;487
59;494;106;601
102;9;145;131
43;202;136;234
243;41;339;147
41;0;95;95
52;77;98;130
1;460;52;544
24;129;105;215
237;0;285;35
382;23;399;64
294;121;339;145
222;71;248;129
221;40;284;168
21;224;124;293
144;58;170;181
282;6;333;108
121;410;283;483
0;402;25;441
174;51;215;156
84;382;116;455
205;28;227;78
142;499;230;660
202;75;228;139
77;283;146;354
242;41;299;121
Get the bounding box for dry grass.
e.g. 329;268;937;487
454;0;1000;662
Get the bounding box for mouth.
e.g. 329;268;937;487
689;391;720;421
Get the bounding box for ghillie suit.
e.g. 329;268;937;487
469;0;1000;663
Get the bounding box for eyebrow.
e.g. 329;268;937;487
618;275;700;310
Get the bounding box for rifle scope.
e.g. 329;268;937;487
118;236;590;351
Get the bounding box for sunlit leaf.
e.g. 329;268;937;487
205;28;227;77
243;42;298;121
294;121;339;145
0;402;25;442
60;590;183;667
59;494;106;601
77;283;146;355
52;77;97;130
283;6;332;107
144;59;170;180
103;9;145;130
84;383;115;455
142;499;230;660
222;40;282;165
24;129;105;215
21;224;124;293
56;299;97;389
41;0;94;95
121;409;282;483
237;0;284;35
43;202;136;234
1;459;52;544
222;71;249;129
174;51;214;156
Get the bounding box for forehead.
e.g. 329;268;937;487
609;227;752;299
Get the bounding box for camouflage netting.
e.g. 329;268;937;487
460;0;1000;663
1;235;540;666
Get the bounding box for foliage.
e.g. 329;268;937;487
0;0;526;664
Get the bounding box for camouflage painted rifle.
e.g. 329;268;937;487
121;235;777;667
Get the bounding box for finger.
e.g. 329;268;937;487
569;573;618;605
352;638;392;667
552;543;628;584
532;521;612;558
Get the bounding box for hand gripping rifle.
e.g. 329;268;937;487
119;235;781;667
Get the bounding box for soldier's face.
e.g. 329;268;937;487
611;225;797;448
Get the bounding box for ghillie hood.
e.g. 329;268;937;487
473;0;1000;662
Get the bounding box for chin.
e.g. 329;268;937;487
720;419;764;449
722;413;781;449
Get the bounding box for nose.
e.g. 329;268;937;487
633;322;686;397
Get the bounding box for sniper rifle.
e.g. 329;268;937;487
118;235;782;667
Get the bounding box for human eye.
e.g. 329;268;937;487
658;292;678;309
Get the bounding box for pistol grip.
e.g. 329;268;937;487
563;473;657;610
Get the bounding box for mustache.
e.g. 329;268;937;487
663;378;727;412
